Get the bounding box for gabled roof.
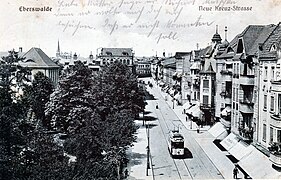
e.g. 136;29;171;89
20;47;60;68
248;24;277;55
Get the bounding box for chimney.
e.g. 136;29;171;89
73;52;78;60
19;47;23;52
89;51;93;60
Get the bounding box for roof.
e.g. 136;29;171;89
100;48;133;56
259;22;281;59
248;24;277;55
20;47;60;68
164;62;176;69
174;52;191;59
216;24;277;59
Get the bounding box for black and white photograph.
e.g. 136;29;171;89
1;0;281;179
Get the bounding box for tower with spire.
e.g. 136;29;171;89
56;39;60;58
211;25;222;45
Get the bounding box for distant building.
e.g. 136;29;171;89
97;48;135;73
135;58;151;77
20;47;60;86
55;40;100;71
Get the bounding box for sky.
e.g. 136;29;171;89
1;0;281;58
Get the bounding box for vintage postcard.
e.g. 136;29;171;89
1;0;281;179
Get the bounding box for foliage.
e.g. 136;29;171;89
22;71;54;129
46;61;144;179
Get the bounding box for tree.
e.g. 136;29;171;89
22;71;54;129
0;50;32;179
46;61;145;179
45;61;95;133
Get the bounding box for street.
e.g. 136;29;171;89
128;78;224;179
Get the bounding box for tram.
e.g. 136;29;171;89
168;130;185;158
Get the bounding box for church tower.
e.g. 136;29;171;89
56;40;60;57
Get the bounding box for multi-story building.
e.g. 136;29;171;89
135;59;151;77
97;48;135;73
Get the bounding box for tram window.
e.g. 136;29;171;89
171;142;184;148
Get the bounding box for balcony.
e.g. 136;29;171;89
270;154;281;167
269;143;281;168
200;104;213;110
238;127;253;142
239;75;254;86
239;101;254;114
270;114;281;128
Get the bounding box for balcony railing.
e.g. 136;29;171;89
238;127;253;141
270;114;281;128
239;75;254;86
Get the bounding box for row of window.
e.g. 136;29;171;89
264;94;281;113
263;66;275;81
263;124;281;143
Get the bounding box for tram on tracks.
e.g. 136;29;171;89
168;129;185;158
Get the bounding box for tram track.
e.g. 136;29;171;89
154;100;193;180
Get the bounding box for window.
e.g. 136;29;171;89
203;80;209;88
263;124;266;141
270;127;273;143
233;87;235;101
237;39;244;53
272;67;275;81
271;96;274;112
279;94;281;114
264;94;267;110
277;130;281;143
194;92;196;100
203;95;209;105
265;67;268;80
236;88;239;102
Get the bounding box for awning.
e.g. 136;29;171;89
238;145;281;179
220;133;239;151
228;141;255;161
183;102;192;110
159;82;165;86
221;106;231;116
169;89;175;95
186;104;202;119
208;122;228;140
174;93;181;100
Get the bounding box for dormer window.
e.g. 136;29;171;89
227;47;234;53
237;39;244;54
106;51;112;56
122;52;129;56
270;44;277;52
25;59;35;63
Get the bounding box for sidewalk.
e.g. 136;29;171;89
146;78;243;179
127;120;153;180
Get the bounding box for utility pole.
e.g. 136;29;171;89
146;123;150;176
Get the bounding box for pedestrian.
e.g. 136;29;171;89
197;127;200;133
156;103;158;109
233;166;239;179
